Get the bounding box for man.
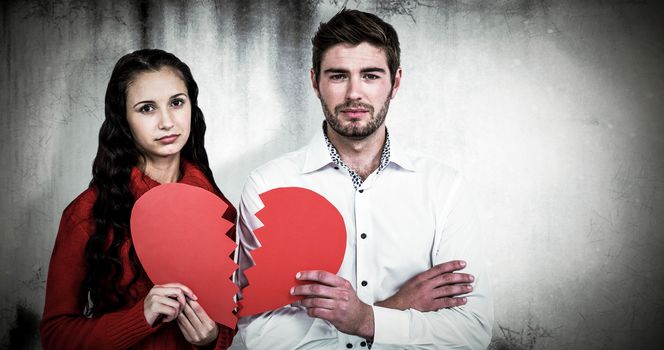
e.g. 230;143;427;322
231;9;493;349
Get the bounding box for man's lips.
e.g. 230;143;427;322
340;109;369;118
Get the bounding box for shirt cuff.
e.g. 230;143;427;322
372;305;410;344
104;299;157;348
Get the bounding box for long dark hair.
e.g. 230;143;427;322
82;49;220;314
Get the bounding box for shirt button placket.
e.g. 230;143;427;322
355;186;372;301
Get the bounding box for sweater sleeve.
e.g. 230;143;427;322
40;193;158;349
195;325;234;350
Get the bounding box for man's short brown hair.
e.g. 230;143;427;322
311;9;401;86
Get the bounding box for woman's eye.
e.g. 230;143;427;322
139;104;155;113
171;98;185;108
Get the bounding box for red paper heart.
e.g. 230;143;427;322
130;183;238;328
238;187;347;317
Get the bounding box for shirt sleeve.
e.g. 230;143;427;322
40;199;158;350
372;174;494;349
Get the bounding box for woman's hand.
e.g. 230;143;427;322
143;283;197;326
177;299;219;346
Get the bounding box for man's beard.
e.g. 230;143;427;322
321;97;390;139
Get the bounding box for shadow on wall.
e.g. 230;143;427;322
3;303;40;349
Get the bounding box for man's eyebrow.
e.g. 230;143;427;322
360;67;387;74
322;67;387;74
323;68;350;74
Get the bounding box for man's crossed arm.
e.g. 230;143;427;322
290;260;474;339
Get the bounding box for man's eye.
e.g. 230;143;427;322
139;104;155;113
364;73;379;80
330;74;346;81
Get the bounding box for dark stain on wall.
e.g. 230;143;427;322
274;0;318;147
137;0;166;48
173;0;189;31
1;0;11;86
489;323;553;350
4;303;40;350
373;0;433;22
231;0;257;42
138;0;150;48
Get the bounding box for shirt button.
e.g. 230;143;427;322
361;280;368;287
346;343;353;348
360;341;367;347
360;233;367;239
359;189;364;193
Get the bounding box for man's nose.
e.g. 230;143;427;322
345;76;363;101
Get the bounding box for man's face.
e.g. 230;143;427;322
312;42;401;139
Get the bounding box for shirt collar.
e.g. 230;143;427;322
387;135;416;172
323;122;390;170
301;126;335;174
300;121;417;174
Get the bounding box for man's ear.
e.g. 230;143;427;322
310;68;321;99
390;68;402;99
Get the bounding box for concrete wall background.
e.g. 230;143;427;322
1;0;663;348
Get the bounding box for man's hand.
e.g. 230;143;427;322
375;260;474;312
177;299;219;346
291;270;374;339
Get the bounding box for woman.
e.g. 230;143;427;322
40;49;236;349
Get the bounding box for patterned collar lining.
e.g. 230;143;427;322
322;121;391;190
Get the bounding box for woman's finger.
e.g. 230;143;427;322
177;312;197;340
181;300;204;329
158;283;197;300
151;286;188;306
151;301;179;322
152;294;183;312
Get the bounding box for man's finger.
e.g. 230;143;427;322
419;260;466;280
296;270;347;287
300;297;336;310
290;283;336;298
431;272;474;287
434;297;467;310
306;307;335;321
433;284;473;298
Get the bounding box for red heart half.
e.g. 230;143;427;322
130;183;238;328
238;187;347;317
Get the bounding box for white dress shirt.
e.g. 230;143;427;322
231;127;493;349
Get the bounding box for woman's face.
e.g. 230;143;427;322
125;68;191;164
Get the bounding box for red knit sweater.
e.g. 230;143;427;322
41;162;237;349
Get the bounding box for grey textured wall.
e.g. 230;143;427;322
1;0;663;349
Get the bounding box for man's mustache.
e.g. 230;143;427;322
334;101;374;114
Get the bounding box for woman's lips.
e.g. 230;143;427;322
157;134;179;144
